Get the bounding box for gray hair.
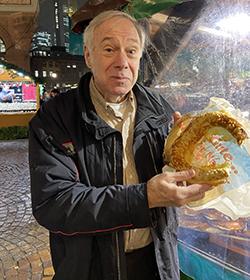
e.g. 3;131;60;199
83;10;146;51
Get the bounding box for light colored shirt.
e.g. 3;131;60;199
90;78;152;252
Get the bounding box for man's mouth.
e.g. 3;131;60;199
111;76;129;81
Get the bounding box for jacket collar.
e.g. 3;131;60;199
76;72;169;139
76;73;116;140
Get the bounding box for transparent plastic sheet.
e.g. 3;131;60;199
176;97;250;220
164;97;250;280
139;0;250;278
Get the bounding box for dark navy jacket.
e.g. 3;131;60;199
29;73;179;280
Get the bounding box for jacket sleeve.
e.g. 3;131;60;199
29;119;152;236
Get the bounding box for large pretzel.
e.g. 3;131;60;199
163;111;248;186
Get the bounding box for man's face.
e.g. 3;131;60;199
84;16;142;102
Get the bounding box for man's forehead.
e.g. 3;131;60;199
94;18;140;44
95;17;138;33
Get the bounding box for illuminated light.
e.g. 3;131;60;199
170;82;179;87
217;13;250;36
17;72;24;77
198;26;232;38
51;72;57;78
242;111;249;118
24;76;30;79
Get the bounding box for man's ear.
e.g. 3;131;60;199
84;46;92;69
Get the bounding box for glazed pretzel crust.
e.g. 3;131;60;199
163;111;248;186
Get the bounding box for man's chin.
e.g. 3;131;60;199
111;87;131;96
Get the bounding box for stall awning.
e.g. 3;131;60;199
0;60;38;83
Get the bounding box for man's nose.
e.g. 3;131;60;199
114;51;129;69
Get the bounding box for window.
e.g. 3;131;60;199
0;38;6;53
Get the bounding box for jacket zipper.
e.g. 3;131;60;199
113;135;122;280
146;134;158;174
146;134;165;244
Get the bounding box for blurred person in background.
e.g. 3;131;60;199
50;88;60;98
0;84;15;103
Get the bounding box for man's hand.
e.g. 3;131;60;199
147;169;212;208
147;111;211;208
173;111;182;123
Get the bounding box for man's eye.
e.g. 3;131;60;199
128;49;137;55
104;48;113;53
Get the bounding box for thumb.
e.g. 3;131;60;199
173;111;182;124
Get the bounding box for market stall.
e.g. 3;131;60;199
0;60;41;127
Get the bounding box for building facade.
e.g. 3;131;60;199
32;0;85;56
30;46;88;91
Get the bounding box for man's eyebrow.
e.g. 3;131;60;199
100;37;140;45
100;37;113;44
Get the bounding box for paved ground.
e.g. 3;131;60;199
0;139;54;280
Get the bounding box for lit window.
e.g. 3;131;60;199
0;38;6;53
72;65;77;68
42;71;47;77
35;70;39;77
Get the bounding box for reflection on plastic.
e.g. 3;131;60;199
186;97;250;220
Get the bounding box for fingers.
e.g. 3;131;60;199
174;183;212;206
147;171;212;208
173;111;182;124
180;183;212;198
166;170;213;204
164;169;196;183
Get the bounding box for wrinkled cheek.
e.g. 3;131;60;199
132;72;139;85
132;65;140;78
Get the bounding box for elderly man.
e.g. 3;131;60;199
29;10;211;280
